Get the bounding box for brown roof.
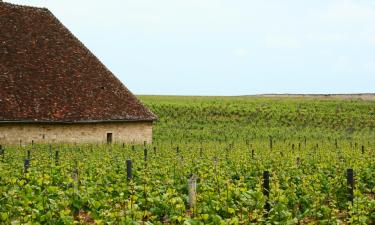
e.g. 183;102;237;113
0;2;156;123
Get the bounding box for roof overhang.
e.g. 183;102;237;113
0;119;156;125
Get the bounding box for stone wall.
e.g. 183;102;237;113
0;121;153;145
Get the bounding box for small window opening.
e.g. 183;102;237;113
107;133;113;144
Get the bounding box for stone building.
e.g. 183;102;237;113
0;2;157;145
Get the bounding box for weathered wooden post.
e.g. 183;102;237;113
188;174;197;210
297;157;301;167
126;159;133;181
251;149;254;159
347;168;354;204
144;148;148;161
24;158;30;173
263;171;270;214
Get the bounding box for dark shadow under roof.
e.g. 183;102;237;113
0;2;157;123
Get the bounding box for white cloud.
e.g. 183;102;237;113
304;1;375;46
320;1;375;24
265;35;301;49
363;61;375;72
334;56;354;73
360;31;375;46
232;48;249;57
333;56;375;73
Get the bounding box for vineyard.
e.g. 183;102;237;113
0;96;374;224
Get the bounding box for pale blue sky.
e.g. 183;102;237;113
7;0;375;95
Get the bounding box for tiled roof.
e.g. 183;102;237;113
0;2;157;123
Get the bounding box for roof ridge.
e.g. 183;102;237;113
1;1;48;11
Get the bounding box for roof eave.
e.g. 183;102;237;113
0;119;157;124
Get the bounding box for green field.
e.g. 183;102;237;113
0;96;374;224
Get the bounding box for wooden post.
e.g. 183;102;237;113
188;174;197;210
24;159;30;173
297;157;301;167
263;171;270;213
347;168;354;204
144;148;148;161
361;146;364;154
126;159;133;181
251;149;254;159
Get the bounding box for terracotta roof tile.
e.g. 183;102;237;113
0;2;157;123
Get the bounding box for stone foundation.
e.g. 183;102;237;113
0;121;153;145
